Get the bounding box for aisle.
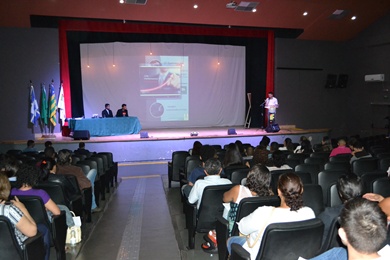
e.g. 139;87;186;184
76;164;181;260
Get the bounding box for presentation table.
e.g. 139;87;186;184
68;117;142;137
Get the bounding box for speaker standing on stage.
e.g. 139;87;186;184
264;92;278;125
116;104;129;117
102;103;113;118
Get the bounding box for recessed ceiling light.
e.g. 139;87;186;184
351;16;357;20
119;0;124;3
193;4;198;9
303;11;308;16
252;8;256;13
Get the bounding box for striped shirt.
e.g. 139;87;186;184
0;203;27;248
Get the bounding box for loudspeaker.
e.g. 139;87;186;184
140;131;149;138
337;74;348;88
73;130;90;140
227;128;237;135
265;124;280;133
325;74;337;88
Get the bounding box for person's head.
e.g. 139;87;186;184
352;141;364;152
246;164;273;196
284;138;292;146
246;146;254;156
260;136;271;146
337;138;347;147
122;104;127;110
268;92;274;98
337;174;363;203
271;150;287;168
27;140;35;148
235;140;245;155
79;142;86;149
199;145;216;163
322;136;330;145
105;103;110;109
57;149;72;166
277;172;304;211
270;142;279;153
39;157;56;181
223;144;244;167
284;138;294;152
192;141;203;156
44;141;52;148
204;158;222;176
348;137;359;150
44;146;56;159
300;139;312;153
0;172;11;200
299;136;308;143
15;164;40;188
1;155;20;178
339;197;387;255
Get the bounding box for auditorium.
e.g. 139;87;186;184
1;1;390;259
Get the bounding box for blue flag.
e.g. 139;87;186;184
30;85;40;125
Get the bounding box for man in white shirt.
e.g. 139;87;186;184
264;91;279;125
187;158;232;209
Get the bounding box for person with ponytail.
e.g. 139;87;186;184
227;172;315;260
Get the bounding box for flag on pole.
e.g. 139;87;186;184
30;85;40;125
49;84;57;126
57;83;66;126
40;84;48;125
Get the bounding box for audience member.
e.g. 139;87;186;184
44;141;52;148
235;140;246;157
259;136;271;149
74;142;92;157
295;139;314;154
187;158;232;209
349;141;372;164
0;172;37;249
329;138;351;158
251;141;271;166
23;140;37;153
320;136;333;152
223;143;247;168
190;141;202;157
309;197;389;260
266;150;292;171
294;136;308;153
44;146;56;159
269;142;280;154
279;138;294;153
227;172;315;259
318;174;363;245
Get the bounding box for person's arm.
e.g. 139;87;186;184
187;183;199;204
223;185;240;203
45;198;61;215
237;206;270;235
11;197;37;237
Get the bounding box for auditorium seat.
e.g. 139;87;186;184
168;151;190;188
324;161;351;173
295;163;321;184
329;154;351;163
360;171;388;193
287;153;310;164
230;168;250;185
373;177;390;198
351;158;378;176
318;170;348;207
379;157;390;171
302;184;324;216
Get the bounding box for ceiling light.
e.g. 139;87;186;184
351;16;357;20
193;4;198;9
303;11;308;16
119;0;124;3
252;8;256;12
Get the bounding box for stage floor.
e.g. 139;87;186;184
1;126;330;162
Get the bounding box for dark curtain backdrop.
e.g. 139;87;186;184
60;21;273;128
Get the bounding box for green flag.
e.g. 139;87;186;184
49;84;57;126
40;84;48;125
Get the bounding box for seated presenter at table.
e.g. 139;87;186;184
101;103;113;118
116;104;129;117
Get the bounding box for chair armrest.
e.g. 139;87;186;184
24;232;45;260
216;216;229;260
184;199;197;230
51;211;67;251
231;243;251;260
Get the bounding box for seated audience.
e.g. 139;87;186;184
23;140;37;153
279;137;294;153
223;143;249;178
259;135;271;148
329;138;351;158
187;158;232;209
294;136;308;153
349;141;372;164
44;141;52;148
57;149;100;213
201;164;274;252
243;146;254;161
266;150;292;171
318;174;363;245
227;172;315;259
0;172;37;249
251;141;271;166
295;139;314;154
308;197;389;260
182;145;217;197
190;140;202;157
44;146;56;159
320;136;333;152
74;142;92;157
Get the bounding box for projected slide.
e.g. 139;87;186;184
140;56;189;121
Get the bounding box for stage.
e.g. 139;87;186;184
0;126;330;162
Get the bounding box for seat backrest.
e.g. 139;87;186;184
86;157;103;176
35;182;67;206
351;158;378;176
270;169;295;194
231;196;280;236
287;153;310;164
310;152;331;160
285;158;301;169
231;168;250;185
329;154;351;162
318;170;348;207
0;216;23;259
98;152;114;167
92;154;109;171
373;177;390;198
294;171;312;185
72;154;87;161
304;157;326;169
184;156;201;178
319;216;343;254
75;163;91;176
171;151;190;180
360;171;388;193
196;184;234;232
329;183;342;207
256;218;324;260
302;184;324;216
295;163;320;184
223;165;248;180
17;196;50;227
375;152;390;159
71;155;81;165
379;157;390;171
324;162;351;173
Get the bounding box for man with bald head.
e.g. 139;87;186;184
329;138;351;158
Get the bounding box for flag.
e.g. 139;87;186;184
40;84;48;125
57;83;66;125
49;84;57;126
30;85;40;125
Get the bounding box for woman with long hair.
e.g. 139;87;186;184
227;172;315;259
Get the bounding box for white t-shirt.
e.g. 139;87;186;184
238;206;315;260
265;97;279;113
